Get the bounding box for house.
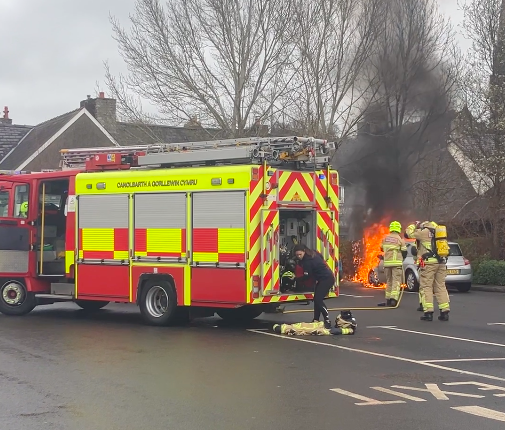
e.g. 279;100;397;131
0;92;285;172
0;100;118;171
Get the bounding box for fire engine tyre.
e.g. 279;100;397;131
217;306;264;322
139;280;178;326
405;270;419;292
0;280;36;316
75;300;109;311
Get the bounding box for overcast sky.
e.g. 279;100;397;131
0;0;470;126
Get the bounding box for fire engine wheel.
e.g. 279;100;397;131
405;270;419;292
0;281;36;316
139;280;178;326
75;300;110;311
217;306;264;322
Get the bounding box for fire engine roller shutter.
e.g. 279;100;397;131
134;193;187;261
78;194;129;262
192;191;245;266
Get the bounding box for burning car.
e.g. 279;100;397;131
368;241;473;293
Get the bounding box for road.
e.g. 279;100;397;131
1;282;505;429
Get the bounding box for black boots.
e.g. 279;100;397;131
378;299;397;307
420;312;433;321
420;311;449;321
378;299;392;307
417;303;423;312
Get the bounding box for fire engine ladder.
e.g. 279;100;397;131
60;136;336;170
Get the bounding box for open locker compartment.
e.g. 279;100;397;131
278;208;318;294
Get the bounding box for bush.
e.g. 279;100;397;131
456;237;491;273
473;260;505;286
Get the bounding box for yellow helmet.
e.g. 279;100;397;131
20;201;28;215
389;221;402;234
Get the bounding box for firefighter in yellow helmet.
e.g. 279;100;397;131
273;311;357;336
405;221;450;321
377;221;407;307
19;201;28;218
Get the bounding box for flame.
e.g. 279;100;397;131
352;221;390;288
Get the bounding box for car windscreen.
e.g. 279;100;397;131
449;244;462;256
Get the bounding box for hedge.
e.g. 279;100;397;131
473;260;505;286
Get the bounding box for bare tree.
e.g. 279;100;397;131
106;0;297;137
450;0;505;258
363;0;460;152
283;0;385;144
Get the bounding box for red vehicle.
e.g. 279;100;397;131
0;137;340;325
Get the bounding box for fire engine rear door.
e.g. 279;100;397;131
316;210;336;275
260;209;280;295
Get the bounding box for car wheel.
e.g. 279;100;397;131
368;270;379;286
405;270;419;292
456;283;471;293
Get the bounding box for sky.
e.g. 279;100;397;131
0;0;471;126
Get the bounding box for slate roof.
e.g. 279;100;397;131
0;123;33;161
0;109;80;170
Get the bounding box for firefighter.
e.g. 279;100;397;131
19;201;28;218
405;221;450;321
273;311;357;336
378;221;407;307
289;244;335;328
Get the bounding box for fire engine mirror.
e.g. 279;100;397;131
96;182;106;190
227;178;234;184
211;178;222;185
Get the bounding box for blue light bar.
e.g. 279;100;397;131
319;174;325;179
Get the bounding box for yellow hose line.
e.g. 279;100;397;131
280;286;405;314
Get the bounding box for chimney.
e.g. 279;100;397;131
0;106;12;125
80;92;117;136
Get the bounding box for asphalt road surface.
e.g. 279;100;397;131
1;283;505;430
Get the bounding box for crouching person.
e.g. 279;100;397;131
273;311;357;336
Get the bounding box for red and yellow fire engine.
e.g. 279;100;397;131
0;136;340;325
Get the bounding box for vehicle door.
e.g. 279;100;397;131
0;180;35;276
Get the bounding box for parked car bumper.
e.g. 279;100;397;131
445;266;472;284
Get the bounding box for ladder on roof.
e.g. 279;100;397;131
59;136;336;171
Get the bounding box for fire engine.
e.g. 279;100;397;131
0;136;340;325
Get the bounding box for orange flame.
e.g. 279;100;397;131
352;221;390;288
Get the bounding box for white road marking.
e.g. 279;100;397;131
329;388;405;406
421;358;505;363
247;329;505;383
452;406;505;422
487;323;505;326
445;382;505;397
366;325;397;329
368;326;505;348
390;384;485;400
370;387;426;402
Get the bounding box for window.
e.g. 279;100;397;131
14;184;30;218
449;244;462;256
0;190;9;217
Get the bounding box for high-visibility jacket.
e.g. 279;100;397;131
405;222;438;264
380;232;407;267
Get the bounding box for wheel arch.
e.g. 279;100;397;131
135;273;177;305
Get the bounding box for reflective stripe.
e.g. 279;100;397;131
79;227;128;260
439;302;450;310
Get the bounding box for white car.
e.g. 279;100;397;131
368;241;473;293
